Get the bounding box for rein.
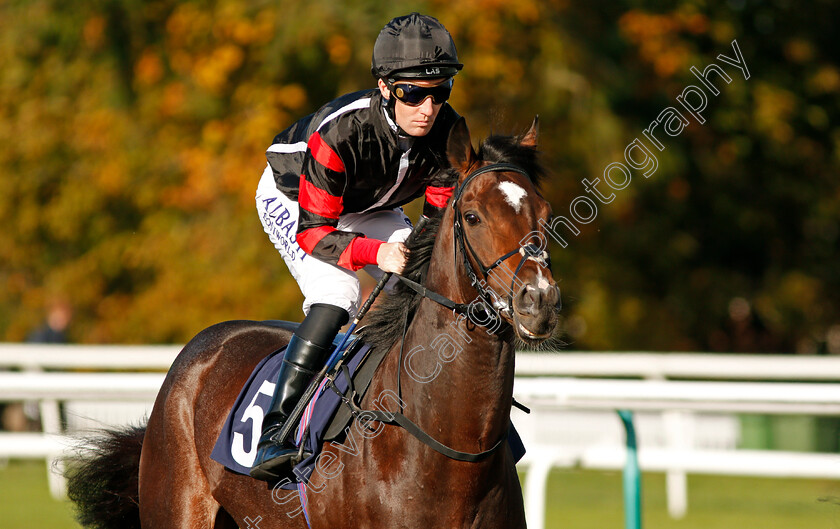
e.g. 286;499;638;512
330;163;546;464
330;364;507;462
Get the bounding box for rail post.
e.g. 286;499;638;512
618;410;642;529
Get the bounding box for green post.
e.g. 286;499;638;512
618;410;642;529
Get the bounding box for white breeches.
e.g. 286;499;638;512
256;164;412;318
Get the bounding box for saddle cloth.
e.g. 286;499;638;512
211;326;527;488
210;330;372;482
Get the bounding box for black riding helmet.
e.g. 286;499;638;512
371;13;463;80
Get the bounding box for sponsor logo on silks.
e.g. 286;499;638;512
261;196;307;262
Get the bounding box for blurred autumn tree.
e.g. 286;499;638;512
535;1;840;354
1;0;838;352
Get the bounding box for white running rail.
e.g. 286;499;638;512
1;344;839;525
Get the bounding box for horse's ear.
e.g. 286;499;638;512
520;116;539;148
447;117;478;174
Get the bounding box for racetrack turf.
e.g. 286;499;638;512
1;459;837;528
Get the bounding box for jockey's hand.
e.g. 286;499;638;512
377;242;409;274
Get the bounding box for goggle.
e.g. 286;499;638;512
388;79;453;107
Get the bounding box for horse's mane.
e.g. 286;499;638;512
358;130;546;353
358;213;442;352
478;130;545;188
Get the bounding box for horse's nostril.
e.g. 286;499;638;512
516;284;549;314
517;285;538;306
515;278;564;317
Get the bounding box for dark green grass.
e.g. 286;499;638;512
534;468;840;529
1;459;838;528
0;460;80;528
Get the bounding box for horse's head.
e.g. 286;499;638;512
445;117;561;346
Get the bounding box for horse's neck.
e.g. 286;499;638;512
382;218;516;449
403;299;515;443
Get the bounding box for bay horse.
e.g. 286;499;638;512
66;117;560;529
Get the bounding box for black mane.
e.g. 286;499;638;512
358;214;442;353
479;130;546;187
358;130;544;352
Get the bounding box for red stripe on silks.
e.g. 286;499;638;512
299;175;343;219
337;236;384;271
296;225;336;254
308;132;345;173
425;185;454;208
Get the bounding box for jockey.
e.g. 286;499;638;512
251;13;463;479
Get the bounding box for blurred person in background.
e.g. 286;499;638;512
1;299;73;432
26;298;72;344
251;12;463;479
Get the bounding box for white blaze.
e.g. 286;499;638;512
498;181;528;213
536;267;550;290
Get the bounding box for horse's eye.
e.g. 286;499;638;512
464;213;480;225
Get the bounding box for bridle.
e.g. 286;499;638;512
451;162;551;319
398;162;551;326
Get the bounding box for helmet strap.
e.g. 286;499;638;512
380;84;409;137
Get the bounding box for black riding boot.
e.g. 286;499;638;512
250;303;349;481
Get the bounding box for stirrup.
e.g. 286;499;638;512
250;442;297;481
249;440;313;481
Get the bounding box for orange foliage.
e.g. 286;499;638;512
619;8;708;77
1;1;837;353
